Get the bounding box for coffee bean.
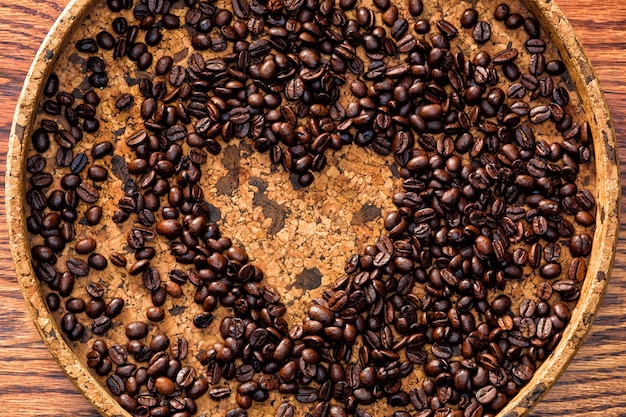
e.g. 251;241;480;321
43;73;59;97
92;316;112;335
171;337;188;361
142;267;161;291
529;53;546;75
77;38;98;53
27;154;47;173
227;409;248;417
75;238;97;254
193;312;214;328
569;233;593;257
91;141;114;159
66;258;89;276
524;17;541;38
412;19;429;34
276;403;295;417
530;105;551;124
476;385;497;405
437;20;458;39
126;322;149;340
296;387;318;403
408;0;423;16
540;263;562;279
308;304;334;325
461;9;478;28
209;386;231;400
473;22;491;43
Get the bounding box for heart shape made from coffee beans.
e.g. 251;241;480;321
24;0;597;416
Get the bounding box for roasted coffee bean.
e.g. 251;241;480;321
461;9;478;28
103;298;125;318
209;386;231;400
142;267;161;291
473;22;491;44
476;385;497;405
276;403;295;417
75;238;97;254
524;17;541;38
109;252;127;267
27;154;47;173
44;74;59;97
193;312;215;328
408;0;423;16
67;258;89;276
530;105;551;124
126;322;149;340
88;253;108;270
87;165;109;182
91;141;114;159
546;60;566;75
171;337;188;361
296;387;319;403
226;409;248;417
115;94;134;110
570;233;593;257
77;38;98;53
92;316;112;335
437;20;458;39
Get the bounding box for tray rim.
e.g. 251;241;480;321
5;1;620;416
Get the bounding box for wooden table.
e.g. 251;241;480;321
1;1;624;416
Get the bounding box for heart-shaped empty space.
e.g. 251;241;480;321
198;141;398;321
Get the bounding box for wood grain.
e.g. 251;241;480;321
0;1;625;416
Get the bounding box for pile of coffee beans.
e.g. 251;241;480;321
26;0;596;416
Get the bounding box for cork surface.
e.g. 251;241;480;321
5;0;620;417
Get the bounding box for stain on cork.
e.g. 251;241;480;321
350;204;382;225
293;268;323;290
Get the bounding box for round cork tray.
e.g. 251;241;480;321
6;0;620;416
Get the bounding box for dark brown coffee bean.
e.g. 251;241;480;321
157;219;183;239
44;74;59;97
476;385;497;405
126;322;149;340
75;238;97;254
524;17;541;38
296;387;319;403
540;263;562;279
473;22;491;43
103;298;124;318
87;165;108;182
92;316;112;335
276;403;295;417
91;141;114;159
209;386;232;400
461;9;478;28
529;53;546;76
569;233;593;257
437;20;458;39
193;312;214;328
86;298;105;319
66;258;89;276
153;376;175;396
308;304;334;325
115;94;134;110
546;60;566;75
109;252;127;267
568;257;587;282
408;0;423;16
